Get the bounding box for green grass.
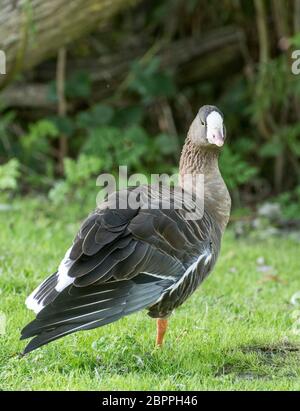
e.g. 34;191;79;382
0;198;300;391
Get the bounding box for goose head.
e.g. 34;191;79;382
188;105;226;148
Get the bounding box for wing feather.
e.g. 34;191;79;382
22;185;221;353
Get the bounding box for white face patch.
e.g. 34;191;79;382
206;111;223;129
206;111;224;147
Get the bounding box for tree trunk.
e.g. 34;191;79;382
56;47;67;175
0;0;138;90
254;0;270;65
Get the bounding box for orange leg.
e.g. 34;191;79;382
156;318;168;346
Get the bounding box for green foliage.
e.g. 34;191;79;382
66;72;92;99
20;119;61;189
50;116;75;137
274;187;300;220
252;57;293;116
76;104;115;130
83;124;178;174
82;125;150;171
0;158;20;191
220;146;258;191
112;106;144;128
290;33;300;48
1;0;300;209
48;71;92;101
22;120;59;152
49;154;102;205
153;133;179;156
128;58;176;102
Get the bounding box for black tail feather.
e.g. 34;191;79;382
21;275;173;354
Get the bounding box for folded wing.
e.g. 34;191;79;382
22;186;220;353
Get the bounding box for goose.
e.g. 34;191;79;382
21;105;231;354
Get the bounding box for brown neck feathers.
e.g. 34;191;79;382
179;137;219;177
179;137;231;232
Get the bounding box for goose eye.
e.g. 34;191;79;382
201;120;205;126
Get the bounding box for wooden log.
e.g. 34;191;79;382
0;0;138;89
1;27;244;108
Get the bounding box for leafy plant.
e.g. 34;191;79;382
0;158;20;192
48;71;92;101
22;119;59;152
82;125;151;172
76;104;115;130
220;146;258;191
49;154;102;205
274;187;300;220
128;58;176;103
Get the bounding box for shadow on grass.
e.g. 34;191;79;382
215;341;300;381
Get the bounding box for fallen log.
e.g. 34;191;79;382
0;0;139;89
1;27;244;108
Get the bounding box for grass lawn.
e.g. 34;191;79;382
0;198;300;391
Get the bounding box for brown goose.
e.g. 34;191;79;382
21;105;231;354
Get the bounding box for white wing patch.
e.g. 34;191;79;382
25;286;47;314
169;251;210;294
154;249;212;304
55;247;75;292
25;247;75;314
